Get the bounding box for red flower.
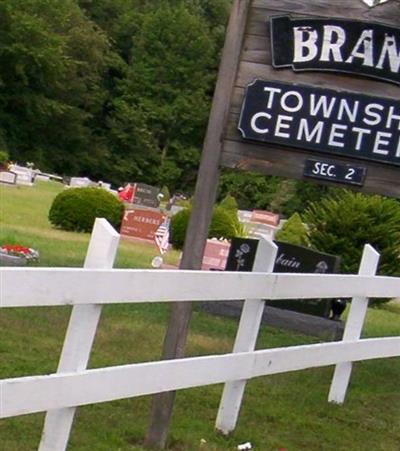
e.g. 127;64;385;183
0;245;39;260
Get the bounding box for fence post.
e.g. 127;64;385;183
215;237;278;435
328;244;380;404
39;218;120;451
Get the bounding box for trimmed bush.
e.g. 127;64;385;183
219;194;239;213
49;187;124;232
275;212;310;247
170;204;244;249
304;190;400;283
160;185;171;203
170;208;191;249
0;149;9;167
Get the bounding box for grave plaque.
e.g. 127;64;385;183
0;171;17;185
120;208;166;242
266;241;341;317
226;238;340;318
250;210;280;227
70;177;92;188
132;183;160;209
225;238;259;272
201;240;230;271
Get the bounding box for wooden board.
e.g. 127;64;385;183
2;337;399;418
2;268;400;307
221;0;400;197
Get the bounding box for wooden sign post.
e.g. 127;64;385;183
144;1;251;448
146;0;400;447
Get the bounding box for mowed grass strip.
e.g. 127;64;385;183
0;182;399;450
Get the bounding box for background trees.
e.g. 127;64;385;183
0;0;232;192
0;0;112;175
2;0;396;223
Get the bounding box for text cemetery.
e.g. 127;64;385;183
239;80;400;166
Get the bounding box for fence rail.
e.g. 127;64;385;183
1;219;399;451
2;268;400;307
2;337;399;420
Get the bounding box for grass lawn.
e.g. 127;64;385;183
1;182;399;450
0;180;181;268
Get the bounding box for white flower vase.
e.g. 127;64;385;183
0;252;27;266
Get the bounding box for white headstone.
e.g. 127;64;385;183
0;171;17;185
35;174;50;182
70;177;92;188
8;165;34;186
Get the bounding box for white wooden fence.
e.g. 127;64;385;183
1;219;399;451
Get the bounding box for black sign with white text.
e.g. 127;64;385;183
239;80;400;167
271;16;400;85
304;159;367;186
266;241;340;318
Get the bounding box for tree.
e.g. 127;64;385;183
304;190;400;277
113;2;217;190
0;0;113;175
219;170;282;211
275;212;310;247
0;0;231;189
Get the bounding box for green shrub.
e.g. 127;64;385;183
304;191;400;305
170;204;244;249
275;212;310;247
210;205;243;240
170;208;191;249
219;194;239;213
49;187;124;233
160;185;171;203
0;149;9;166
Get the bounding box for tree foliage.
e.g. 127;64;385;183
275;213;310;247
0;0;231;191
304;191;400;277
170;202;244;250
0;0;113;175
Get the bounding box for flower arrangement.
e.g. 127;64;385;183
0;244;40;261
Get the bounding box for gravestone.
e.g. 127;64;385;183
69;177;92;188
267;241;340;317
238;210;278;241
131;183;160;208
120;208;166;243
201;240;230;271
250;210;279;227
226;238;340;317
9;165;34;186
225;238;259;272
201;237;343;339
0;171;17;185
34;174;50;182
